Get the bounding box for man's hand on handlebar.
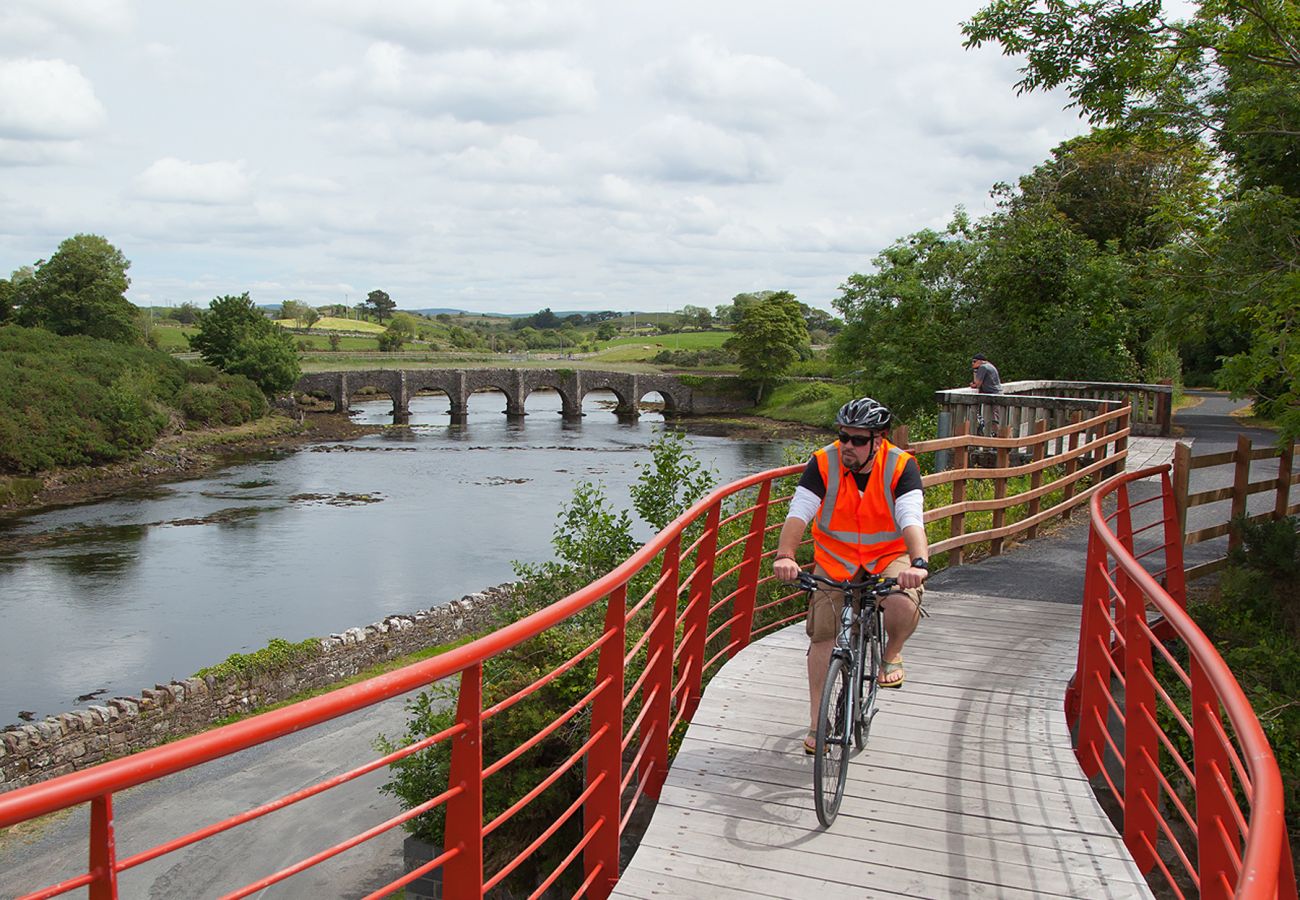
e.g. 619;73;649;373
898;564;928;590
773;555;802;583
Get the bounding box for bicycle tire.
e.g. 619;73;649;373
858;608;882;747
813;655;852;826
851;625;867;750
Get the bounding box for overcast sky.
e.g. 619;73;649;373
0;0;1090;315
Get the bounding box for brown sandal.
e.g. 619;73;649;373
880;658;905;688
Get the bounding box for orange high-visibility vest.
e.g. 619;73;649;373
811;438;913;580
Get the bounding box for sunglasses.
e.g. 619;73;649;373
838;431;882;447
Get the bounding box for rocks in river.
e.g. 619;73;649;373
288;492;384;506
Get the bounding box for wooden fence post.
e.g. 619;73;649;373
1275;441;1294;521
1063;411;1083;518
1172;442;1192;544
1026;418;1047;540
1229;434;1251;553
991;426;1010;556
950;420;969;567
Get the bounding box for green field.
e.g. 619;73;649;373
274;316;386;334
148;324;196;351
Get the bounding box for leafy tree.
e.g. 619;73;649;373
377;328;405;352
189;293;300;394
964;0;1300;440
679;304;713;330
595;321;618;341
724;291;809;400
365;289;396;322
302;306;320;328
0;277;13;324
833;218;980;416
1001;129;1215;254
389;312;419;338
174;301;202;325
971;203;1139;383
16;234;138;343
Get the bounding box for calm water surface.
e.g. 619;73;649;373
0;391;791;724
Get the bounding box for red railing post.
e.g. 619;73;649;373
730;481;772;655
444;662;484;900
584;587;627;899
641;535;679;800
679;502;720;721
88;793;118;900
1072;527;1112;777
1121;575;1161;874
1192;657;1240;900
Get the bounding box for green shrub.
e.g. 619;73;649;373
0;324;269;474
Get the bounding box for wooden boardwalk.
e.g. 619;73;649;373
614;591;1153;899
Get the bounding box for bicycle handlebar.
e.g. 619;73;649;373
797;571;900;596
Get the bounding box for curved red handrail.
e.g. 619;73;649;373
1076;465;1295;899
0;462;805;900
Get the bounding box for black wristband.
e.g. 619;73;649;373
911;558;929;571
775;554;796;562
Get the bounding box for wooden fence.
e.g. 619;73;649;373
894;404;1131;567
1173;435;1300;581
936;379;1173;440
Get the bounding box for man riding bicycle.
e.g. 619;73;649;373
772;397;929;754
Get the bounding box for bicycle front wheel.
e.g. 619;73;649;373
813;655;852;826
858;610;882;748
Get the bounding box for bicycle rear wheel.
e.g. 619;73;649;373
813;655;852;826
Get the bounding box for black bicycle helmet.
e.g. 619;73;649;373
835;396;891;430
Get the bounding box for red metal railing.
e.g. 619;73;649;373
4;457;1295;898
0;464;807;900
1068;464;1297;899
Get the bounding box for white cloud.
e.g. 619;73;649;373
649;36;839;133
318;43;597;123
134;158;254;205
0;58;105;140
627;115;777;184
313;0;584;51
274;174;345;194
0;0;132;49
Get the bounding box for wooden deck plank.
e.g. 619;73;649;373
615;590;1153;899
635;799;1150;897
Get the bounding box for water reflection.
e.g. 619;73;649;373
0;390;789;723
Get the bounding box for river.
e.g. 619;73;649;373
0;390;794;726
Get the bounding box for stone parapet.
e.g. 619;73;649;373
0;585;513;792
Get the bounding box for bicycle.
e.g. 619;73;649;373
798;570;899;827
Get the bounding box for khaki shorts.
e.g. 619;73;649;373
805;556;924;643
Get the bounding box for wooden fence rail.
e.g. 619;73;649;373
892;404;1131;567
1173;435;1300;581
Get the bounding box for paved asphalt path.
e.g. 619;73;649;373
1;692;420;898
0;391;1278;897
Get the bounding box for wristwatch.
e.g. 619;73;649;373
911;558;929;571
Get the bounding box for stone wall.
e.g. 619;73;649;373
0;585;513;792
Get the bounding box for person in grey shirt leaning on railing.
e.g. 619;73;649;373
970;352;1002;433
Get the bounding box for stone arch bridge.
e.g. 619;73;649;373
294;368;747;422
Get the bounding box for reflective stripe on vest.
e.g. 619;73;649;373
811;439;911;580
